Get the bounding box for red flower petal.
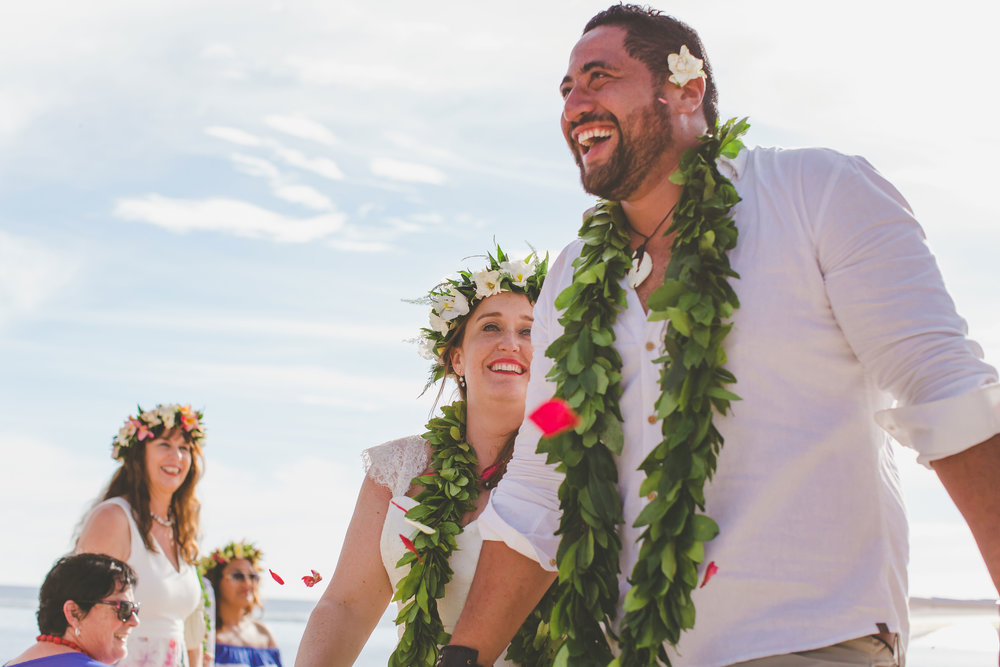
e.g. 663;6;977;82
301;569;323;587
529;398;580;436
699;561;718;589
268;569;285;585
399;533;423;564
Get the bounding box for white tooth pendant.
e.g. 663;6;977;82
627;249;653;289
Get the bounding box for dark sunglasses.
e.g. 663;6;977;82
92;599;140;622
227;572;260;583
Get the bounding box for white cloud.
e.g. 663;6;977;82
0;229;80;326
205;125;263;147
65;311;412;344
113;195;345;243
273;147;344;180
369;157;446;185
273;184;333;210
231;153;281;180
265;115;339;147
149;360;417;409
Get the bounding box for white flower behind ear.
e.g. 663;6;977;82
473;269;502;298
500;259;532;287
667;45;706;87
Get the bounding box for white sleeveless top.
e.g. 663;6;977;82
364;436;516;667
92;497;204;667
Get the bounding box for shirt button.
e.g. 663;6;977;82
645;341;655;351
647;415;656;424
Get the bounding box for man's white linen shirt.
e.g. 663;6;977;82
479;145;1000;666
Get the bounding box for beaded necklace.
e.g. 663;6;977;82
36;634;94;659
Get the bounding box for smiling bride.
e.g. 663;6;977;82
295;246;559;667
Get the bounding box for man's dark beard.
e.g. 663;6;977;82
575;101;673;202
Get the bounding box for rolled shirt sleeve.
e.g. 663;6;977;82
811;153;999;465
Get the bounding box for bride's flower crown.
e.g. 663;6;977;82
198;540;262;575
111;403;205;461
417;245;548;385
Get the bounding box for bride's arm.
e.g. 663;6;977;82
295;477;394;667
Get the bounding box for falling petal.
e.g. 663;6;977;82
529;398;580;436
301;570;323;587
399;533;423;564
269;569;285;585
699;561;718;589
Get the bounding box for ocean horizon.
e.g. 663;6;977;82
2;585;996;665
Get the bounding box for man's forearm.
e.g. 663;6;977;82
931;432;1000;594
449;540;557;665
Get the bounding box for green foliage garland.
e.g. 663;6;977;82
389;400;564;666
541;118;749;666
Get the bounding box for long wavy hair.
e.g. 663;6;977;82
99;427;204;564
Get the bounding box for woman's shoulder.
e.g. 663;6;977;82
362;435;430;497
76;498;133;560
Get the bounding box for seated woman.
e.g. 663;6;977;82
199;542;280;667
76;404;208;667
7;553;140;667
295;247;557;666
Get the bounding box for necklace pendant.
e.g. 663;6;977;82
627;249;653;289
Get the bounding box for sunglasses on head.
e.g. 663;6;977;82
227;572;260;583
92;599;140;622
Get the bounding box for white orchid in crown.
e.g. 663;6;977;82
473;268;503;299
500;259;533;287
667;44;706;87
433;287;470;322
428;311;450;336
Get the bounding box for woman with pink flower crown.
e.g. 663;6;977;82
76;404;208;667
296;246;562;667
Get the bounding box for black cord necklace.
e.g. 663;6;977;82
626;202;677;288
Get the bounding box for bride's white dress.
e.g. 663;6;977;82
364;435;516;667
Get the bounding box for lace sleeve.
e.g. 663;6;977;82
362;435;430;497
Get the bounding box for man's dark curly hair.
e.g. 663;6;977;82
584;4;718;129
37;553;138;635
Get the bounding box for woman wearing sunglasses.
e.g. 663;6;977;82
7;553;140;667
75;404;208;667
199;541;281;667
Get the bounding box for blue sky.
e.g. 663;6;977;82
1;0;998;603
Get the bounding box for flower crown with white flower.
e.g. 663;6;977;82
197;540;262;575
667;44;706;87
417;245;548;385
111;403;205;461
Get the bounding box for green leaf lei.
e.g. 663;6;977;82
539;118;749;666
389;400;564;666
